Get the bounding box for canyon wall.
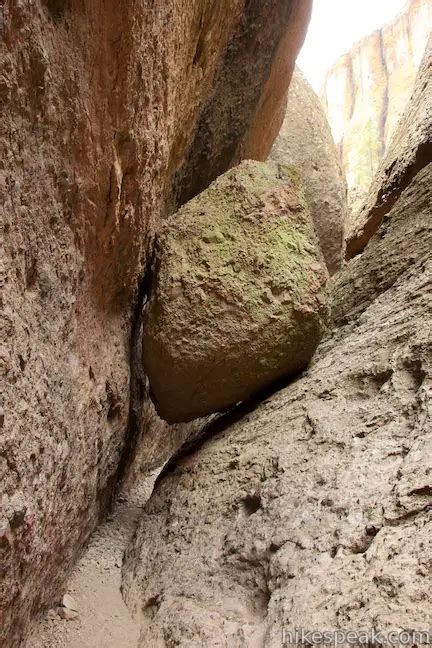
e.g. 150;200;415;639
346;36;432;257
0;1;311;645
321;0;431;215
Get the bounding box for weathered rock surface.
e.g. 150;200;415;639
322;0;431;214
169;0;312;208
143;161;329;423
237;2;313;163
271;68;347;274
123;217;432;645
0;1;310;644
346;36;432;257
334;164;432;324
122;75;432;648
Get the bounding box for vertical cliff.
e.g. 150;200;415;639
321;0;431;215
346;36;432;258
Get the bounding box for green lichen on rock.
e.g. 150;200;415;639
144;160;329;422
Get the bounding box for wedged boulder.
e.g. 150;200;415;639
346;36;432;257
123;167;432;644
122;56;432;645
143;160;329;423
271;68;347;274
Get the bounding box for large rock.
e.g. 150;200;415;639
237;2;313;163
122;62;432;648
346;36;432;257
321;0;431;214
143;160;329;423
0;1;311;644
271;67;347;274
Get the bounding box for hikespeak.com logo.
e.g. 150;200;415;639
282;628;432;647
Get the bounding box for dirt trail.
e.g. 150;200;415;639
27;475;157;648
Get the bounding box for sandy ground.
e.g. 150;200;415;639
27;475;157;648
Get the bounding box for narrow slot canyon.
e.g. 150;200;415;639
1;1;431;646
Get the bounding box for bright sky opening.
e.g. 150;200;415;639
298;0;408;91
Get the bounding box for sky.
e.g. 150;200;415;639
297;0;408;91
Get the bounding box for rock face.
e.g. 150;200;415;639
334;165;432;324
122;62;432;647
143;161;329;423
346;36;432;257
321;0;431;214
271;68;347;274
0;1;311;644
169;0;313;208
238;2;313;163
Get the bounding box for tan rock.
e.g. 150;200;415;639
168;0;313;208
57;607;79;621
122;45;432;642
61;594;78;612
333;163;432;325
237;1;313;162
271;67;347;274
143;160;329;423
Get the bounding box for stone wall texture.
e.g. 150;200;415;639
122;43;432;648
0;1;311;644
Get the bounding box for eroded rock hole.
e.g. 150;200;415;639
241;493;262;516
45;0;66;21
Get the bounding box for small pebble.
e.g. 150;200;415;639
57;607;78;621
61;593;78;611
